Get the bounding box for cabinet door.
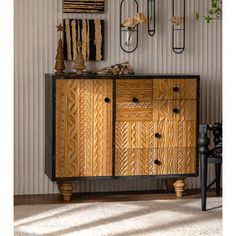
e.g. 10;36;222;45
55;79;112;177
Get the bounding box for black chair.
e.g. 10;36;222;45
198;123;222;211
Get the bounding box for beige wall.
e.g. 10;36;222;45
14;0;222;194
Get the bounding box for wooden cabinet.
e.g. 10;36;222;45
45;74;199;201
55;79;113;177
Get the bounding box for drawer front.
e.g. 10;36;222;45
115;147;196;176
153;79;197;100
115;121;196;149
153;100;197;121
116;79;153;103
150;148;196;175
153;121;196;148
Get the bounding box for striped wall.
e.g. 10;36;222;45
14;0;222;194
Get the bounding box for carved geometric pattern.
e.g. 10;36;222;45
116;79;153;90
153;79;197;100
116;90;153;103
153;100;196;121
56;79;112;177
116;108;153;121
115;148;151;176
116;79;153;103
186;148;196;173
148;122;155;175
115;121;154;176
116;102;153;109
177;122;185;174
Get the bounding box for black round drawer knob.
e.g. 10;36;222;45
173;108;180;113
155;133;161;139
132;97;138;103
154;160;161;165
173;87;179;92
104;97;110;103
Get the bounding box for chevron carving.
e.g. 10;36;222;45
56;79;112;177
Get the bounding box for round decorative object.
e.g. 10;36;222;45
155;133;161;139
154;159;161;165
173;108;180;113
173;86;179;92
104;97;110;103
132;97;138;103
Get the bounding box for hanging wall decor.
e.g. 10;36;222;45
120;0;139;53
147;0;156;36
63;19;104;61
63;0;105;13
170;0;185;54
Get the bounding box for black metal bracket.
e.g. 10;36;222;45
147;0;156;36
120;0;139;53
172;0;185;54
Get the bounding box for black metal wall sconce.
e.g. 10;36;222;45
171;0;185;54
120;0;139;53
147;0;156;36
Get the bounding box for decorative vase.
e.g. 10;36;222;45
125;30;135;47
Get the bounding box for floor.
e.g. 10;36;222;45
14;189;219;205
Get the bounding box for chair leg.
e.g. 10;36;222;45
215;164;221;196
200;154;208;211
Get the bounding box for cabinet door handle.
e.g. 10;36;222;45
155;133;161;139
173;86;179;92
132;97;138;103
173;107;180;113
104;97;110;103
154;159;161;165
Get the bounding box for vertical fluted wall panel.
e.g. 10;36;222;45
14;0;222;194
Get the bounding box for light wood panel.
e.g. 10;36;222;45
153;79;197;100
115;121;154;176
116;79;153;90
153;100;197;121
153;121;196;148
56;79;112;177
115;147;196;176
153;148;196;175
115;78;197;177
115;148;151;176
116;79;153;103
116;107;153;121
115;121;154;149
116;90;153;103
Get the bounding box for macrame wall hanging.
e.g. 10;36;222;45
63;19;104;61
63;0;105;13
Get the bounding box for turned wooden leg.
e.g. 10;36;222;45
164;179;176;192
173;178;186;198
58;181;73;201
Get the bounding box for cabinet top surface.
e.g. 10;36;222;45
46;73;200;79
